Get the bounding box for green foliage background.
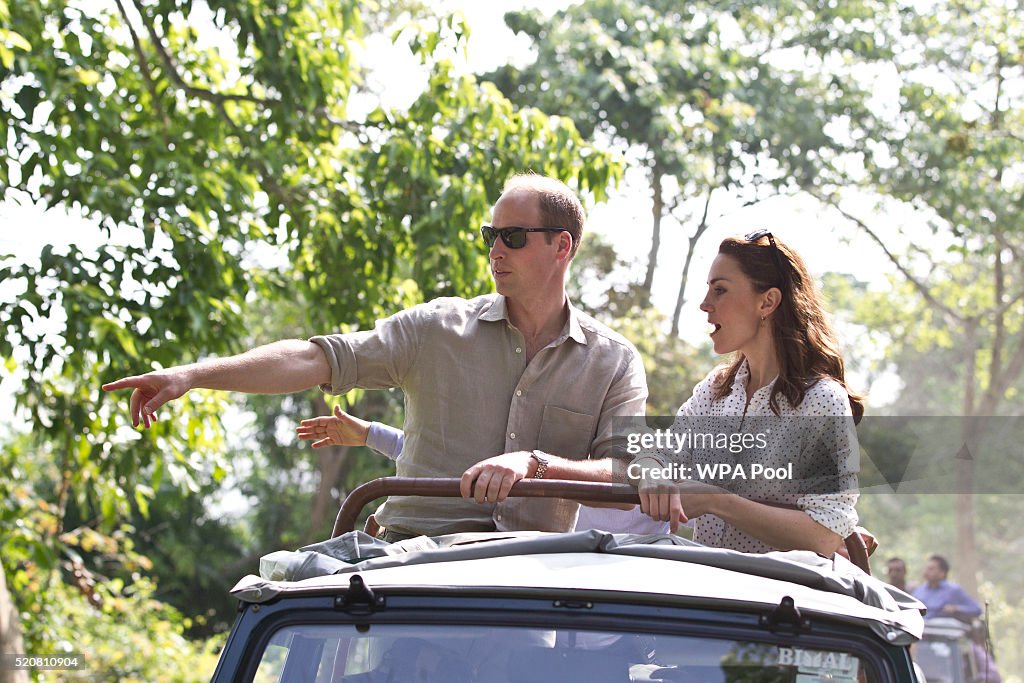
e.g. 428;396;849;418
2;0;1022;680
0;0;622;675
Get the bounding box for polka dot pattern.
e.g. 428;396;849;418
657;359;859;553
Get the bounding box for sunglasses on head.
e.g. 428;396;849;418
480;225;568;249
744;229;788;286
744;228;776;247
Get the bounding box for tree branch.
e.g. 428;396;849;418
994;229;1023;263
670;183;714;336
807;188;963;323
130;0;278;108
113;0;170;128
991;286;1024;320
126;0;379;137
314;107;386;135
671;185;799;227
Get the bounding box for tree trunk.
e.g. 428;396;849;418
670;238;696;336
642;163;664;302
956;320;979;597
0;566;29;683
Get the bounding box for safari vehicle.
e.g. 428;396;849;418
209;479;924;683
914;617;993;683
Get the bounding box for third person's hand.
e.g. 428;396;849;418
296;405;370;448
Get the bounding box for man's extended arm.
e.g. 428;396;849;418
102;340;330;428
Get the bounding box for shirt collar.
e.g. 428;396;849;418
733;357;778;397
732;357;751;391
478;295;587;346
479;294;510;322
564;299;587;345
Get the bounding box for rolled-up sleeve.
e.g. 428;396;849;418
799;492;858;539
309;308;422;395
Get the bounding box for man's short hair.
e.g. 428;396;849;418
929;554;950;575
502;173;585;258
887;557;905;566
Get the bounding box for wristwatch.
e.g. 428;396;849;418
530;450;550;479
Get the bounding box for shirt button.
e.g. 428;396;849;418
510;433;516;439
516;390;522;396
496;514;502;521
515;347;522;354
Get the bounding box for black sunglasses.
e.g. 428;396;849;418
744;229;788;287
480;225;568;249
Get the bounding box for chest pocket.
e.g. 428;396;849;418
538;405;596;460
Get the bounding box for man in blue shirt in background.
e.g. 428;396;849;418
912;554;982;621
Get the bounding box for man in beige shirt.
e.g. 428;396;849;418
103;173;647;539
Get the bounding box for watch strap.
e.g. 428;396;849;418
530;450;549;479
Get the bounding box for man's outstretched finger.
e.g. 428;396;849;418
101;376;141;392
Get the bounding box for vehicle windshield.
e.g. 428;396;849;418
250;623;876;683
914;638;969;683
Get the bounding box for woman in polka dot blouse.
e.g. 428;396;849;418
629;231;863;554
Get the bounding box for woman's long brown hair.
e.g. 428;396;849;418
712;235;865;423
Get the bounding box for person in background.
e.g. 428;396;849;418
885;557;913;592
912;555;982;621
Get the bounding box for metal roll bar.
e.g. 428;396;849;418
332;477;871;574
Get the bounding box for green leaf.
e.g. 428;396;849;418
74;67;102;86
